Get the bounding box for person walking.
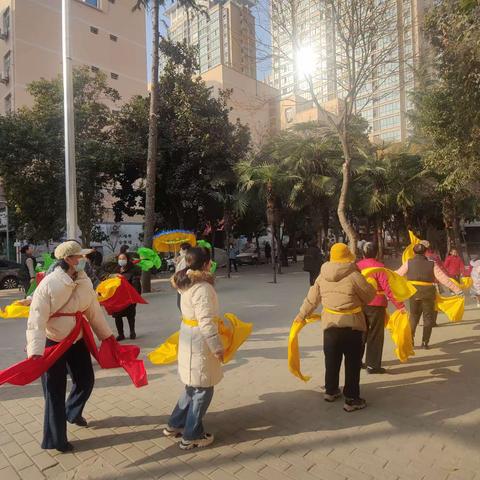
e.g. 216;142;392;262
294;243;376;412
264;241;272;263
470;257;480;308
26;241;113;452
357;242;405;374
113;253;142;341
21;244;37;295
303;242;323;286
175;243;191;310
396;243;462;349
444;248;465;282
228;243;238;273
164;247;224;449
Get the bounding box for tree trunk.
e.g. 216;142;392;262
337;136;357;254
375;216;384;261
142;0;160;293
442;197;455;253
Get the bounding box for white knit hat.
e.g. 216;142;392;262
54;241;93;260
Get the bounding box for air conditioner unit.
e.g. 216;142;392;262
0;72;9;85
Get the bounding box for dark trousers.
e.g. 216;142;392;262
177;292;181;311
229;259;238;272
363;305;386;370
41;339;94;450
309;270;319;286
114;305;136;336
409;286;436;345
169;386;214;440
324;327;363;399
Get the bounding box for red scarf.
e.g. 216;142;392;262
0;312;147;388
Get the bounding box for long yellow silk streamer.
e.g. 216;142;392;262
436;295;465;322
148;313;252;365
402;230;421;265
386;310;415;362
0;301;31;319
361;267;417;302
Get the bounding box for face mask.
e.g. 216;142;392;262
75;258;87;272
118;259;128;267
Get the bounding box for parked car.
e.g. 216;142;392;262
0;259;28;290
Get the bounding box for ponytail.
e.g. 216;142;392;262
172;247;211;289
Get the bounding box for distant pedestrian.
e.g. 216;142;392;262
303;242;323;286
444;248;465;282
228;243;238;272
113;253;142;341
119;244;129;255
294;243;376;412
20;244;37;296
175;243;191;310
90;246;103;267
164;247;223;450
264;242;272;263
470;257;480;308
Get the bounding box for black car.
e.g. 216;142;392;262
0;259;28;290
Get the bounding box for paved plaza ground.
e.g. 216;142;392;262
0;262;479;480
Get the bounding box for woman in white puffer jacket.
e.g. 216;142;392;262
163;246;224;451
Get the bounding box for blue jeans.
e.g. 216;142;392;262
168;386;214;440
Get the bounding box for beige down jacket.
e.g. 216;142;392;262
298;262;376;332
26;267;113;357
172;270;224;388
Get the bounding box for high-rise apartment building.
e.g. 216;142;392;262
271;0;432;142
166;0;256;78
0;0;147;115
165;0;279;145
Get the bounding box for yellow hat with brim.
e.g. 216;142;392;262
54;241;93;260
330;243;356;263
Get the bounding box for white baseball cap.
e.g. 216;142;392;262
54;241;93;260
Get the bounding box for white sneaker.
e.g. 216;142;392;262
179;433;214;450
163;426;183;439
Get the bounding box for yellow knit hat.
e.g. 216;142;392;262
330;243;355;263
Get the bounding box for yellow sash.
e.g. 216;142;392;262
410;280;434;287
323;306;362;315
148;313;252;365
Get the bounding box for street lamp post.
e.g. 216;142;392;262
62;0;78;240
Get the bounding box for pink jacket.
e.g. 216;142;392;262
357;258;404;310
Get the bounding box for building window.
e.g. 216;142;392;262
4;93;11;113
2;7;10;38
83;0;100;7
110;34;118;42
4;50;10;74
111;72;118;80
91;65;99;73
90;26;99;34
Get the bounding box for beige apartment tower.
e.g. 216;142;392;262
0;0;147;115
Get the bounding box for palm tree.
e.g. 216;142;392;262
133;0;199;292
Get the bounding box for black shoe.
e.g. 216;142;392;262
56;442;74;453
343;397;367;412
71;416;88;428
422;342;430;350
130;332;136;340
116;334;125;341
366;367;387;374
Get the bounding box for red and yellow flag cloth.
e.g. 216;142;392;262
96;276;148;315
148;313;252;365
0;312;148;388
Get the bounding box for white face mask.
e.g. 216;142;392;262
75;258;87;272
118;259;128;267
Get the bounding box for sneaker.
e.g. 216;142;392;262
366;367;387;375
130;332;136;340
163;426;183;439
116;334;125;341
343;397;367;412
324;388;342;402
421;342;430;350
179;433;214;450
